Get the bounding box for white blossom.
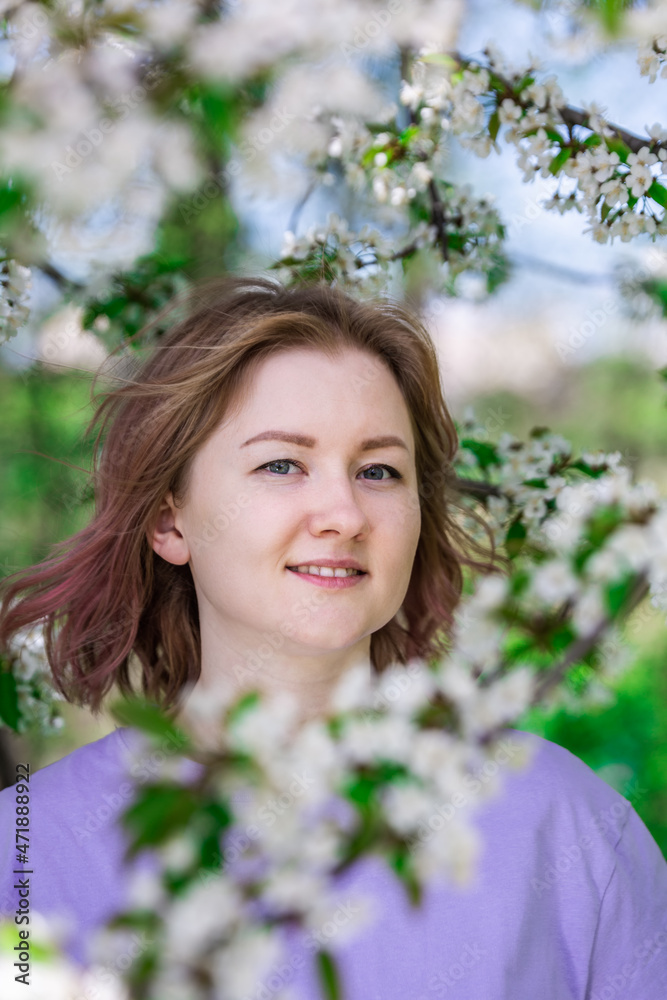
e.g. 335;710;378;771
380;781;436;834
210;928;283;1000
163;874;242;961
330;660;375;713
262;868;328;913
340;713;415;765
571;585;606;637
529;559;579;605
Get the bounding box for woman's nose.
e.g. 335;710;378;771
305;477;370;537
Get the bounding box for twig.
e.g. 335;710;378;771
427;178;449;261
557;105;666;155
288;179;318;236
453;477;503;499
532;572;650;703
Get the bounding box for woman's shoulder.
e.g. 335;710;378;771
0;727;128;806
487;726;639;827
0;723;200;811
475;728;667;901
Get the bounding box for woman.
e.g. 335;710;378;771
1;275;666;998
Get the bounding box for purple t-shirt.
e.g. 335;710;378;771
1;725;667;999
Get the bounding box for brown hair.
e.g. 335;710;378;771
0;275;500;716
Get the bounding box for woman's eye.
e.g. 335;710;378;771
361;464;402;480
260;460;301;475
257;460;402;480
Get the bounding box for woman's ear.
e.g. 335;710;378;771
147;492;191;566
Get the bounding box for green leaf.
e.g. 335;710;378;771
522;477;547;489
597;0;626;35
390;848;423;907
485;250;512;293
505;517;527;559
458;438;501;470
446;232;465;251
344;762;409;808
647;181;667;208
547;147;572;176
0;185;23;218
605;571;639;617
548;624;577;656
398;124;420;146
316;950;342;1000
488;110;500;142
603;136;631;164
226;689;262;725
109;695;191;753
0;671;19;731
642;279;667;316
584;503;625;551
568;459;608;479
0;918;56;961
509;568;531;598
514;74;535;93
120;784;199;854
420;53;459;69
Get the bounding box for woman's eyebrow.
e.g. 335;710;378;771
240;430;409;452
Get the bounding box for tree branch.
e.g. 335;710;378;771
532;572;650;703
556;105;666;155
427;177;449;261
453;477;503;499
452;51;667;154
288;178;318;236
0;729;17;791
476;572;651;752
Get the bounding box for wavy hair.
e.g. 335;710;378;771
0;275;501;716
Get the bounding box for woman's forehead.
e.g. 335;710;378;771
219;347;412;426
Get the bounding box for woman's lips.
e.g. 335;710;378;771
286;567;368;589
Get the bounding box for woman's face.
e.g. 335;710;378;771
156;346;422;665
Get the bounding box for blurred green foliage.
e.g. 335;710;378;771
0;364;95;575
